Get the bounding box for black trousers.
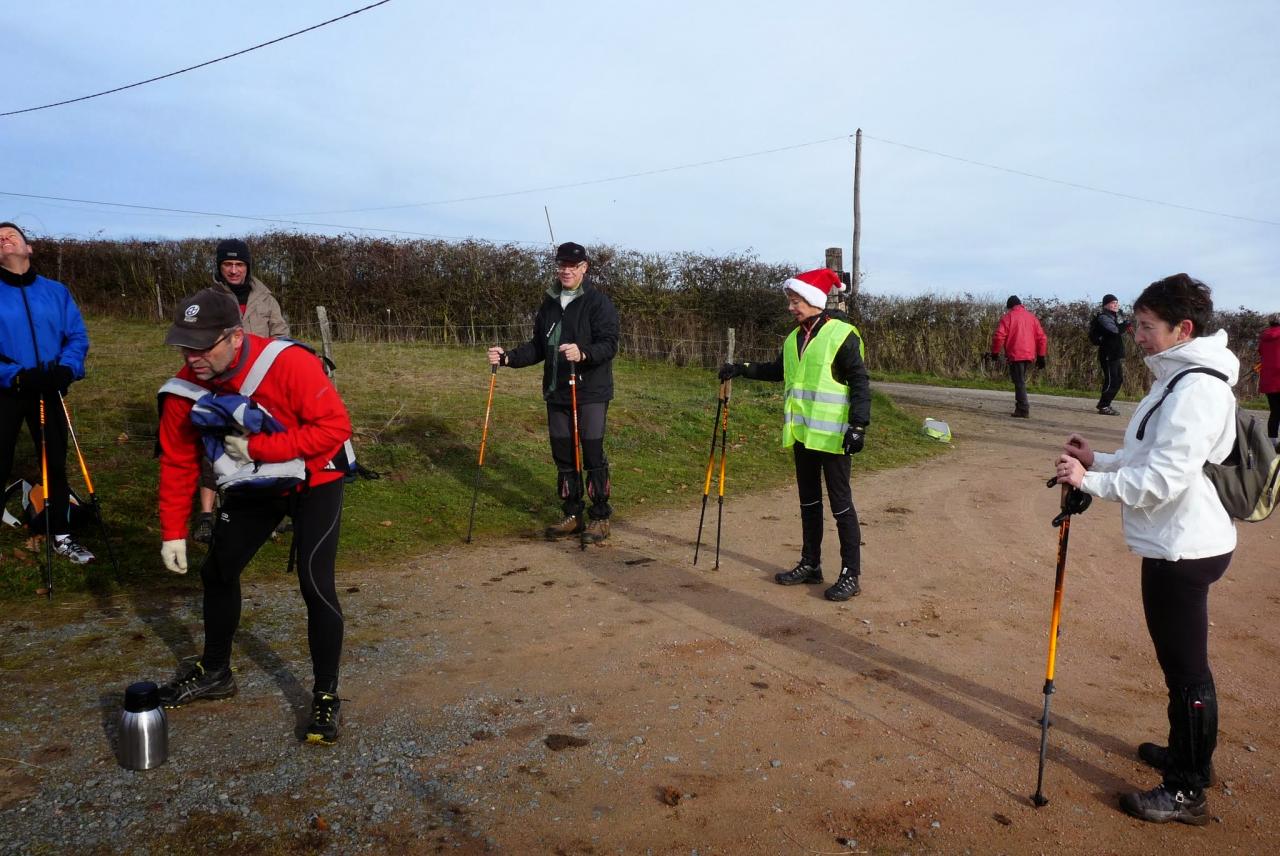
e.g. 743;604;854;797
1007;360;1031;413
547;401;611;519
793;442;861;572
1267;392;1279;439
200;479;345;694
1140;552;1232;791
0;391;72;536
1098;356;1124;409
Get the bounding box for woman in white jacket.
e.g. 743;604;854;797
1055;273;1238;826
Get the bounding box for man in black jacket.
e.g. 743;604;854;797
1092;294;1131;415
488;243;620;545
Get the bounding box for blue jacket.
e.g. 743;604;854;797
0;271;90;388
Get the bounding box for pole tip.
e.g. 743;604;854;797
1031;794;1049;808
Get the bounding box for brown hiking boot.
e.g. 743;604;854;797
581;518;610;545
544;514;584;540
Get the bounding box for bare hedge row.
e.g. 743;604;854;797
37;232;1271;399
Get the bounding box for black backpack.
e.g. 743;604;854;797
1136;368;1280;522
1088;314;1107;346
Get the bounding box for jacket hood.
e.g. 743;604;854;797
1261;325;1280;343
1144;329;1239;385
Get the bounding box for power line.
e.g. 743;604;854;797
862;133;1280;229
264;134;856;216
0;1;394;118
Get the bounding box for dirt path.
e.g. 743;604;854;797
2;384;1278;854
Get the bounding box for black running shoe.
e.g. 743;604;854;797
824;568;861;601
158;660;237;708
305;692;341;745
775;560;823;585
1119;784;1208;825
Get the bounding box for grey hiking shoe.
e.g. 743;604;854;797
581;518;610;545
52;535;94;564
824;567;861;601
1119;784;1208;826
158;660;237;708
775;560;823;586
1097;406;1120;416
304;692;341;746
544;515;584;540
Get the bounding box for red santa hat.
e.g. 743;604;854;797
782;268;845;309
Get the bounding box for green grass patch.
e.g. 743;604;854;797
0;318;945;599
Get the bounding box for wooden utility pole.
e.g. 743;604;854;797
851;128;862;302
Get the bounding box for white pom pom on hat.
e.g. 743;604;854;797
782;268;846;309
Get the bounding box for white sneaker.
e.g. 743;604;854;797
53;535;95;564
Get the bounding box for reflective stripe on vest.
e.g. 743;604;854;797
781;319;860;454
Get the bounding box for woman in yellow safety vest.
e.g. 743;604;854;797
720;269;871;602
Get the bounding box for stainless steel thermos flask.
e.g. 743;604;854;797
117;681;168;770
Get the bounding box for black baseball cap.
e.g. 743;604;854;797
165;288;242;349
554;242;589;265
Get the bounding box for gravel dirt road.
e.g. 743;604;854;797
2;383;1277;854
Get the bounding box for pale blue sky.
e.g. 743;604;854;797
5;1;1278;310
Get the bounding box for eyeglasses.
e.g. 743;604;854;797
180;333;231;356
555;261;586;270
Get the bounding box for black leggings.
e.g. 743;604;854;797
1140;552;1231;690
1098;356;1124;409
0;391;72;536
1267;392;1279;439
547;401;611;519
200;478;345;694
793;442;861;572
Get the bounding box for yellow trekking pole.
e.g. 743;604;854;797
58;392;121;574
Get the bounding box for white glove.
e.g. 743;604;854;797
223;433;253;465
161;539;188;574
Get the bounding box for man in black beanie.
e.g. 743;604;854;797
987;295;1048;418
1090;294;1131;415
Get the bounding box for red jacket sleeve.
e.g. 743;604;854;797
1035;317;1048;357
245;347;352;470
157;395;201;541
991;312;1010;354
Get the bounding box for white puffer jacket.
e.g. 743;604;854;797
1083;330;1239;561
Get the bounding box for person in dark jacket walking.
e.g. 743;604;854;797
719;269;871;602
487;242;620;545
988;295;1048;418
1092;294;1132;415
0;222;94;564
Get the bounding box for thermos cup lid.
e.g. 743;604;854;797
124;681;161;713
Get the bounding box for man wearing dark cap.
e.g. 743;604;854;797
487;242;620;545
153;288;354;746
988;295;1048;418
1091;294;1131;416
0;221;94;564
192;239;290;544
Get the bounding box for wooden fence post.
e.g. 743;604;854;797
316;306;334;368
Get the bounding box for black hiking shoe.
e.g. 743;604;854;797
1119;784;1208;826
305;692;341;745
775;560;823;586
1011;410;1030;419
192;512;215;544
1097;406;1120;416
824;568;861;601
1137;742;1216;785
158;661;237;708
581;518;610;545
544;515;584;540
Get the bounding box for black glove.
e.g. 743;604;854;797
1035;356;1047;370
718;363;743;381
843;425;866;455
981;352;997;364
192;512;215;545
46;365;74;392
12;368;39;393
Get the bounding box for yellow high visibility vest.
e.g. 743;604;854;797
782;319;862;453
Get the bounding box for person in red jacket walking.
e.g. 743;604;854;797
988;295;1048;418
153;289;354;746
1258;314;1280;448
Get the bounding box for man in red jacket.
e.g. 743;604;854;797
988;295;1048;418
153;288;353;745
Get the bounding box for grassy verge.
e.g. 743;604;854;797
0;318;946;599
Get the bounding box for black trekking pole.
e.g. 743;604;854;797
569;362;586;551
37;397;53;598
1031;477;1092;808
465;364;499;544
713;374;732;569
692;394;723;566
58;391;121;574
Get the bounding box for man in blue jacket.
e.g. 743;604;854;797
0;222;93;563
